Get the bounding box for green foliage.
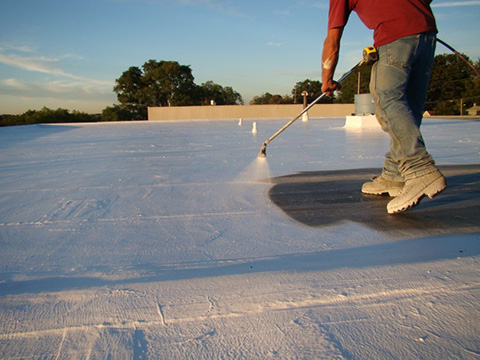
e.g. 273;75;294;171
200;81;243;105
427;53;475;114
250;54;478;115
428;54;471;101
249;79;333;105
292;79;333;104
113;60;243;112
113;66;145;107
114;60;198;109
250;92;291;105
0;107;100;127
432;101;459;115
333;53;479;112
335;64;372;103
101;104;144;121
142;60;198;106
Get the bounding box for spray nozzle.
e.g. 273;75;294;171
258;143;267;158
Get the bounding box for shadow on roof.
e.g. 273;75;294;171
268;164;480;236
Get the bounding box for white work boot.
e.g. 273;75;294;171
362;176;404;197
387;170;446;214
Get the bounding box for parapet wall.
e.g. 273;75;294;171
148;104;355;121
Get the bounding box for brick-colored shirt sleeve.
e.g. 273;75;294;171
328;0;351;29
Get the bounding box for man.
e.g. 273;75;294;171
321;0;447;214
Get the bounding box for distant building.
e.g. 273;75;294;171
467;103;480;116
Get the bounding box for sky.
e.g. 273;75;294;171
0;0;479;115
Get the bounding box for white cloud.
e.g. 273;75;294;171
2;77;113;96
0;44;37;54
0;46;113;92
0;44;116;113
2;78;31;91
0;76;116;114
0;52;81;79
432;1;480;7
267;42;283;48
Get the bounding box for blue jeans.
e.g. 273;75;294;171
370;32;438;181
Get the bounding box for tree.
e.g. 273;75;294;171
427;53;475;114
335;64;372;103
459;58;480;112
200;81;243;105
113;60;201;118
292;79;332;104
250;92;290;105
141;60;199;106
112;60;243;117
0;107;100;127
113;66;148;118
114;66;144;105
102;104;143;121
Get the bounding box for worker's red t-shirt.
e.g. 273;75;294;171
328;0;437;47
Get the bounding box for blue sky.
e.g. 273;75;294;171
1;0;479;114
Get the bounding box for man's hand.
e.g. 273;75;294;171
321;80;341;95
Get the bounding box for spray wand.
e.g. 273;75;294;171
258;47;377;158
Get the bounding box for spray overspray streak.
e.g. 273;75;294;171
234;156;272;184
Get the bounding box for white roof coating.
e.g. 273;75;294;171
0;118;479;359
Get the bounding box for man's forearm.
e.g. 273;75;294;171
321;27;343;93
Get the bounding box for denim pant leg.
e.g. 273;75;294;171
370;33;437;181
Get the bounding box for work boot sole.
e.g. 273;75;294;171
362;187;402;197
387;173;447;214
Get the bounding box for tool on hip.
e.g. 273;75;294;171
363;46;378;65
258;47;377;158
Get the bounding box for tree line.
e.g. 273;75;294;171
252;54;480;115
1;54;479;126
0;108;101;127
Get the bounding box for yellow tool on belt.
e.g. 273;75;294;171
362;46;378;65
